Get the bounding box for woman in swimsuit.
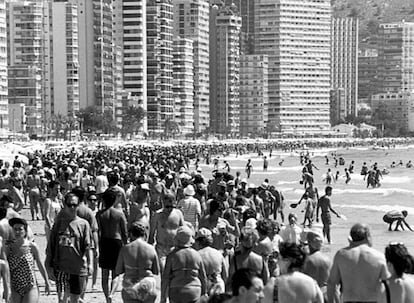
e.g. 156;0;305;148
7;218;50;303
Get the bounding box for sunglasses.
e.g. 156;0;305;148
89;198;97;201
66;203;79;208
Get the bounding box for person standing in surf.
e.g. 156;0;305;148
316;186;341;244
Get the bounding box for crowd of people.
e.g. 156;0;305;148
0;141;412;303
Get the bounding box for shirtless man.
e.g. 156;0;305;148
327;224;389;303
128;183;151;231
195;228;227;295
316;186;340;244
148;192;184;272
113;223;159;303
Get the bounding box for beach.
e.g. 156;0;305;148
19;141;414;303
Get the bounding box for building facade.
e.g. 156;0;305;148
147;0;173;135
210;5;241;135
371;92;414;132
377;22;414;94
239;54;269;136
331;17;358;123
7;0;46;135
116;0;147;132
49;0;80;119
358;48;378;104
0;0;6;130
173;37;194;135
173;0;209;133
255;0;331;134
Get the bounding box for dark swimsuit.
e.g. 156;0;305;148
8;244;36;296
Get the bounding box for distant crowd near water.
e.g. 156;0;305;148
0;137;413;303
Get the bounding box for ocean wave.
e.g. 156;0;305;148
382;176;412;184
277;181;299;185
331;187;414;197
336;204;414;214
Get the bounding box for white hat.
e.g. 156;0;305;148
140;183;150;191
245;218;257;229
183;185;195;196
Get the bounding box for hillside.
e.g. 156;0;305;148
332;0;414;41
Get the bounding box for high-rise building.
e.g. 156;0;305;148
147;0;173;135
255;0;331;134
358;48;378;104
210;4;241;135
7;0;46;135
75;0;114;116
371;22;414;134
114;0;147;132
0;0;7;130
226;0;254;54
331;17;358;124
49;0;80;118
371;92;414;132
173;0;209;133
377;22;414;94
239;54;269;136
173;37;194;135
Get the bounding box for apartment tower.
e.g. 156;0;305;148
7;0;46;135
239;55;269;136
49;0;80;118
255;0;331;134
331;17;359;123
0;0;6;130
173;37;194;135
173;0;209;133
147;0;173;135
210;4;241;135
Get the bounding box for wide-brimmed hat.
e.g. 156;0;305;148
9;217;28;228
183;185;195;196
175;226;194;248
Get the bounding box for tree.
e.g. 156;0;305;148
121;106;146;136
78;106;117;135
371;103;399;137
163;118;180;139
78;106;102;133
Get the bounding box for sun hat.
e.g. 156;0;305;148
175;226;194;248
183;185;196;196
245;218;257;229
227;180;235;186
259;182;269;189
140;183;150;191
9;217;28;228
196;228;213;240
218;180;227;187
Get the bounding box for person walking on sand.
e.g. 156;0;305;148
113;223;159;303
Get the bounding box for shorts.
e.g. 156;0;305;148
321;213;331;225
99;238;123;270
383;215;393;224
56;271;87;295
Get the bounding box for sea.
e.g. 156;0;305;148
198;145;414;257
